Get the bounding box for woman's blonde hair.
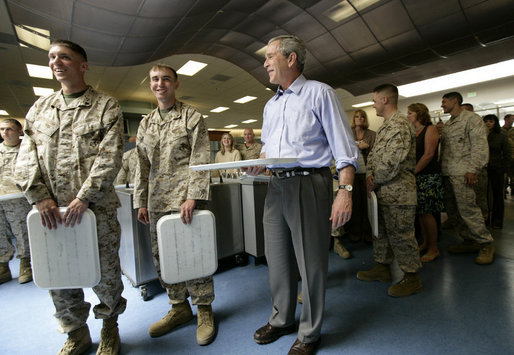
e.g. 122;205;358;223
351;109;369;129
220;133;236;154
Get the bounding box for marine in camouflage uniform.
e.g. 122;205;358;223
134;100;213;304
0;141;31;263
237;128;263;160
440;92;494;264
15;85;127;331
133;64;214;345
366;111;421;274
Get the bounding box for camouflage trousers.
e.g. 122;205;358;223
446;168;488;225
443;176;493;244
0;197;31;262
50;205;126;334
149;211;214;305
373;205;422;273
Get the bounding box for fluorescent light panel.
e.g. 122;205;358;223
234;96;257;104
177;60;207;76
399;59;514;98
242;119;258;123
26;64;53;79
352;101;374;108
324;0;380;22
15;25;51;50
33;87;54;96
0;110;9;116
225;124;238;128
210;107;229;113
202;115;209;118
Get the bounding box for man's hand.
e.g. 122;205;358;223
137;207;150;225
330;190;352;229
63;198;89;227
180;199;196;225
240;165;266;176
36;198;62;230
464;172;478;186
366;175;375;197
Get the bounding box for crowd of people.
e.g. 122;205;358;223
0;34;512;355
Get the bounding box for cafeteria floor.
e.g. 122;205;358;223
1;197;513;354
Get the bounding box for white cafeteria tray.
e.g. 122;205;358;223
189;158;298;171
27;208;100;289
157;210;217;284
367;191;379;238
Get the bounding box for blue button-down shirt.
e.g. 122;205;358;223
261;75;358;171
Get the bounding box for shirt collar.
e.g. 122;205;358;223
273;74;306;100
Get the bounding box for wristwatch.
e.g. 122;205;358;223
338;184;353;192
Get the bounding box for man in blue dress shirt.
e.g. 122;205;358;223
244;35;358;355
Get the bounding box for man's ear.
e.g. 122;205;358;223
287;52;297;69
80;62;89;72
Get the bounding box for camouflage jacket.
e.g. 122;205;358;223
15;87;124;209
237;142;263;160
366;111;416;205
114;148;137;185
441;109;489;176
0;142;23;195
133;101;210;212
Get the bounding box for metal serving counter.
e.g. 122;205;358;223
115;179;268;298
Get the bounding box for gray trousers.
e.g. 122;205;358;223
263;169;332;343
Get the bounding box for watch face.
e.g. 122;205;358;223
346;185;353;191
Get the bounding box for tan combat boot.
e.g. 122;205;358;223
333;238;351;259
18;257;33;284
357;263;392;282
388;273;423;297
0;262;12;284
475;243;495;265
196;305;215;345
97;316;120;355
148;301;193;337
58;325;92;355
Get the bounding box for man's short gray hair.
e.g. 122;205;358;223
268;35;306;73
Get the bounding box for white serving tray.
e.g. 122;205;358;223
190;158;298;171
157;210;217;284
27;208;100;289
367;191;379;238
0;192;25;202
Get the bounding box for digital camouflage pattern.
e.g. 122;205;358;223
149;211;214;305
366;111;417;206
441;109;489;176
237;142;263;160
443;176;493;244
114;148;137;185
15;87;126;332
15;87;123;210
0;197;31;262
373;205;421;273
0;142;24;195
133;101;210;212
50;206;126;333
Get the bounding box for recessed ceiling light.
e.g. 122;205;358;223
225;124;238;128
242;119;258;123
399;59;514;98
255;46;267;57
177;60;207;76
33;87;54;96
234;96;257;104
210;107;229;113
26;64;53;79
0;110;9;116
352;101;374;108
323;0;379;22
202;115;209;118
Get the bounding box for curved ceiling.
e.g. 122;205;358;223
7;0;514;96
